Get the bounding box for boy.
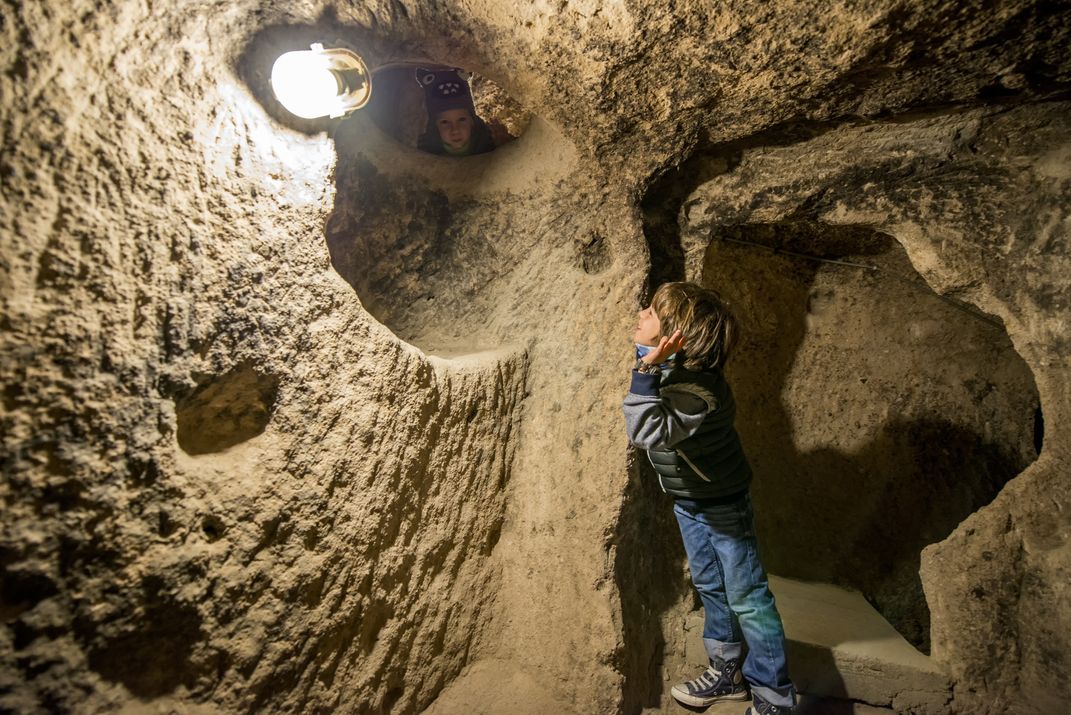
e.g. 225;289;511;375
623;282;796;714
415;68;495;156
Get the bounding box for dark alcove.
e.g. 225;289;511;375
175;365;279;455
703;222;1039;652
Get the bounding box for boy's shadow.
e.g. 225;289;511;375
614;455;692;712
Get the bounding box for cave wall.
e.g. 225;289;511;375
0;3;535;713
1;1;1069;715
695;223;1039;654
674;104;1070;712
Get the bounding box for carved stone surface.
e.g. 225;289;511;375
1;1;1068;714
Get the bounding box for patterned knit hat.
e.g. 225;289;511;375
417;67;476;118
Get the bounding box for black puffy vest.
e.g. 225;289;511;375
647;367;752;499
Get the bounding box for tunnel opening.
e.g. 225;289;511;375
702;222;1040;653
238;23;567;358
323;61;548;356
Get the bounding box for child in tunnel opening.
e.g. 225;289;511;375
622;282;797;714
415;67;496;157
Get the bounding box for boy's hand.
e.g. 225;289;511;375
640;330;686;365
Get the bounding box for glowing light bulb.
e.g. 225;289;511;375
270;44;371;120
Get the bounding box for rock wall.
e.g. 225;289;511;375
2;1;1069;715
672;106;1069;711
708;223;1037;654
1;3;533;712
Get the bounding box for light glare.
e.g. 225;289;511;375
270;44;371;120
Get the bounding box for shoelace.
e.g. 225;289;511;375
688;665;723;690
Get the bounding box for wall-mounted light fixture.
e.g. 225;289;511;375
270;44;372;119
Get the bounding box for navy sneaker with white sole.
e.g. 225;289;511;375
669;657;749;707
745;691;794;714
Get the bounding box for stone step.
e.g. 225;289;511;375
685;575;950;713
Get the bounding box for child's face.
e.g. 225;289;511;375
436;109;473;149
634;306;662;346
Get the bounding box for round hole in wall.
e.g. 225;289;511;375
238;25;578;357
174;365;279;456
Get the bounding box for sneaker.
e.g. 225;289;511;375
670;657;749;707
745;692;793;714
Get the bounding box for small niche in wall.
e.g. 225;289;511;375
175;365;279;455
365;64;531;156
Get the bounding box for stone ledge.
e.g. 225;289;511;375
684;576;951;713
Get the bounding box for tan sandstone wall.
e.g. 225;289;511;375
675;105;1070;713
1;3;532;713
2;1;1069;714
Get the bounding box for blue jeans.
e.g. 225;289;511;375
673;494;796;708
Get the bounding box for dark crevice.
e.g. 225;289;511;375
640;118;836;298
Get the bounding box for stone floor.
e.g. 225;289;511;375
655;695;892;714
680;576;951;713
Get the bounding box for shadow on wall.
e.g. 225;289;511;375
703;222;1039;653
613;456;691;711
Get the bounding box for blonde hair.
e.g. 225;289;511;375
651;282;737;371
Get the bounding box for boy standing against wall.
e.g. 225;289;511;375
623;282;796;714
